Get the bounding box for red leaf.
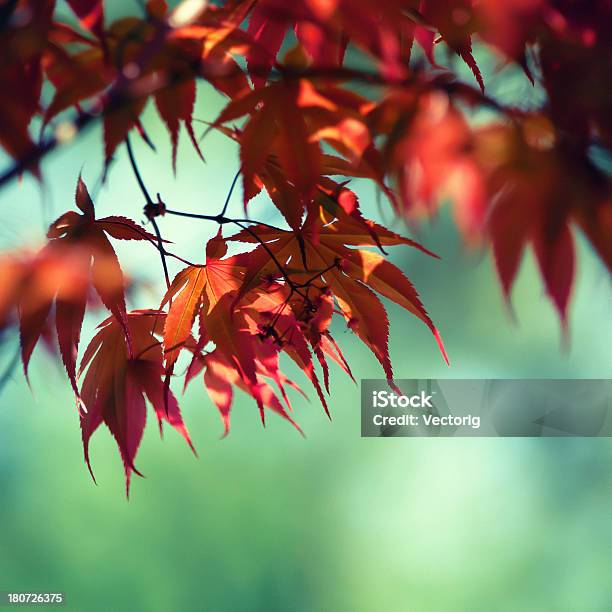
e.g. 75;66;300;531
79;311;194;495
75;173;95;218
229;203;447;385
96;216;164;243
161;232;244;368
246;1;288;87
104;98;147;166
65;0;104;37
16;176;143;396
154;79;203;172
55;281;88;398
534;223;575;326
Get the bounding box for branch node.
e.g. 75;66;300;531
144;193;167;220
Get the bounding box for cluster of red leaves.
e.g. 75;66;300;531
0;173;442;494
0;0;610;492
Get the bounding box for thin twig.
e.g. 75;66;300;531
165;208;285;232
165;208;307;295
150;217;171;289
232;220;302;293
163;205;299;291
296;261;340;288
125;134;154;205
220;169;241;218
125;134;171;291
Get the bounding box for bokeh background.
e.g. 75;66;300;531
0;3;611;610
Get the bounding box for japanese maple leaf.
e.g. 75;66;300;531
211;116;392;243
159;231;276;421
281;283;354;392
23;175;159;397
239;0;436;85
160;230;245;368
243;0;348;86
416;0;485;92
414;0;535;86
373;91;488;242
43;7;207;167
230;207;449;384
79;310;195;496
215;80;322;221
215;79;372;228
163;232;326;431
0;0;54;167
168;20;251;99
475;0;543;77
475;121;612;326
0;248;82;364
185;347;303;437
182;283;326;434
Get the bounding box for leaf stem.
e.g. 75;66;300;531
295;261;340;288
232;220;304;294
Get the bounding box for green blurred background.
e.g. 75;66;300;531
0;4;611;610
